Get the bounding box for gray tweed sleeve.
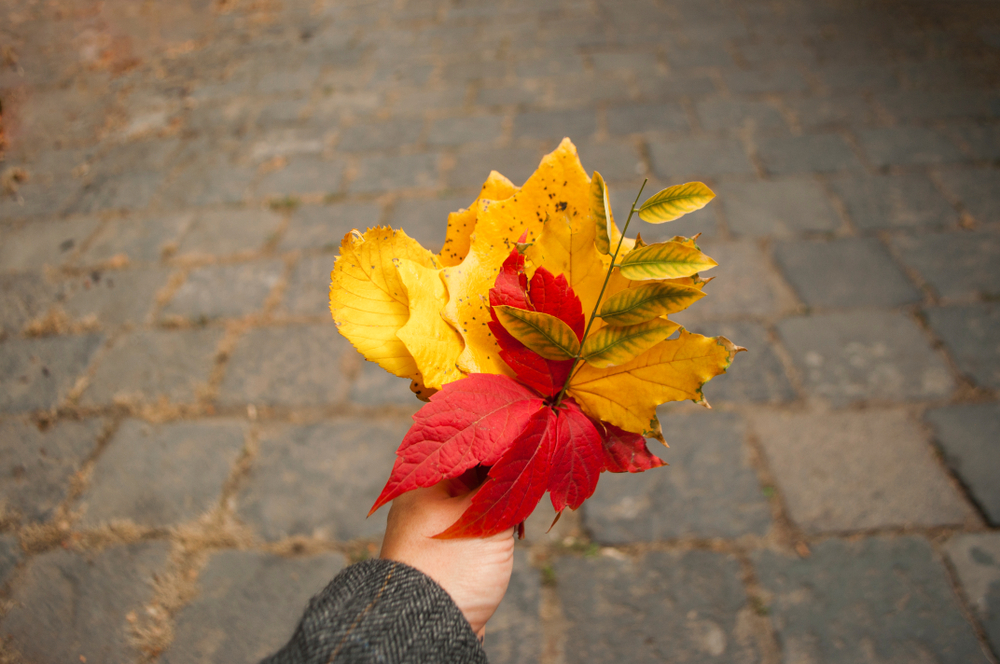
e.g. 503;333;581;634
261;558;489;664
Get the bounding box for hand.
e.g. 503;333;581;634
379;480;515;637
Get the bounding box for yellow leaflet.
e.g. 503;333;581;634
590;171;622;255
494;306;581;361
618;240;717;281
599;281;707;325
580;318;681;368
329;227;436;379
441;138;591;374
438;171;519;267
638;182;715;223
395;259;466;390
568;330;740;440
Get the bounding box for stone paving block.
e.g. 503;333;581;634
161;260;283;322
752;409;970;532
877;90;999;122
0;334;104;413
162;154;256;206
584;411;771;543
80;212;195;265
787;96;877;130
448;147;542;190
936;168;1000;224
828;173;958;230
282;254;335;317
0;272;57;338
478;81;545;107
723;67;809;94
0;418;103;523
60;267;172;328
349;153;440;193
634;73;718;101
757;134;864;175
0;542;170;664
673;239;797;321
951;124;1000;161
815;63;898;91
606;102;688;135
280;202;381;252
927;403;1000;525
688;321;795;404
555;550;760;663
0;534;22;587
175;208;284;259
753;536;989;663
254;156;346;197
891;230;1000;300
336;118;424;152
0;217;102;271
944;532;1000;653
774;237;921;309
513;52;585;78
255;98;309;127
590;51;660;74
389;196;468;252
776;311;954;405
77;169;166;213
162;550;347;663
665;43;735;68
427;115;505;147
696;99;787;133
719;180;840;238
347;359;421;409
386;87;465;114
78;419;245;528
247;128;327;162
219;324;350;406
486;549;542;664
926;304;1000;391
237;418;409;541
513;110;597;142
857;127;966;167
648;138;756;179
575;141;645;183
80;328;221;406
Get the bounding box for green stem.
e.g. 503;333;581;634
552;179;648;408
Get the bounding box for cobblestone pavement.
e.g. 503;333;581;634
1;0;999;661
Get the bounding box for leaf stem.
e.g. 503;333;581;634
553;178;648;407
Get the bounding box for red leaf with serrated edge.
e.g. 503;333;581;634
528;268;585;341
594;420;667;473
547;398;604;512
491;250;530;310
369;374;543;515
436;407;559;538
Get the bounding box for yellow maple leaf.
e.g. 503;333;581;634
438;171;519;267
567;330;742;441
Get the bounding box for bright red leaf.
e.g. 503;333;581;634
547;398;604;512
528;268;585;341
595;420;667;473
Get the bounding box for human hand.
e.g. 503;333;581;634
379;478;515;637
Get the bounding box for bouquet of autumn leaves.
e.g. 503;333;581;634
329;139;740;538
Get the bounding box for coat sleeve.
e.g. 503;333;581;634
260;558;489;664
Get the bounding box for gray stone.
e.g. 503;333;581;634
777;311;954;405
448;147;542;190
512;110;597;142
634;73;718;101
774;237;921;309
753;536;989;663
386;87;465;115
952;124;1000;161
281;203;382;253
548;76;631;108
944;533;1000;653
81;328;221;406
816;64;899;91
591;51;660;74
555;550;760;663
757;134;864;175
575;141;645;183
0;542;170;664
388;196;469;253
478;81;545;107
80;212;195;265
161;260;283;322
719;180;840;238
78;419;245;528
0;418;103;523
936;169;1000;225
787;96;877;130
254;156;346;197
584;411;771;543
337;118;424;152
673;239;798;321
176;208;284;259
0;217;102;271
219;324;350;406
696;99;787;132
857;127;966;167
162;550;347;663
828;174;958;230
877;90;999;122
282;255;335;317
648;138;756;180
666;44;735;68
486;550;541;664
76;169;166;213
237;418;409;541
350;153;440;193
0;534;22;587
247;128;327;162
427;115;505;147
0;272;57;338
927;403;1000;525
724;67;810;94
926;304;1000;391
688;321;795;404
162;154;256;206
347;359;421;409
606;102;689;136
0;334;104;413
60;268;172;327
752;409;970;532
255;98;309;127
891;231;1000;300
